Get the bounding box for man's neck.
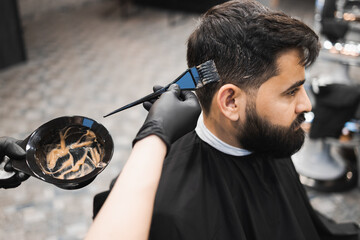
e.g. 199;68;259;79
195;113;251;156
203;112;242;148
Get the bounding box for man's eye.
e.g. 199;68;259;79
288;88;299;96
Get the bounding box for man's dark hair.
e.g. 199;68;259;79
187;0;320;114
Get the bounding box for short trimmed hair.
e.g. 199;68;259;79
187;0;320;114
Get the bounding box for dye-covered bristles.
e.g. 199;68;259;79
196;60;220;87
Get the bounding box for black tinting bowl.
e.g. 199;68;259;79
23;116;113;189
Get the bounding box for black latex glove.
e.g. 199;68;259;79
133;84;201;151
143;85;163;111
0;137;29;189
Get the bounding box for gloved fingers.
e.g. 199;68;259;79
143;101;153;111
0;159;29;189
4;160;14;172
180;90;198;102
143;97;158;111
145;84;180;111
4;161;30;182
15;171;30;182
6;142;25;160
178;89;201;115
165;84;181;98
153;85;163;92
0;137;26;160
143;85;166;111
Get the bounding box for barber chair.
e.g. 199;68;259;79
293;83;360;192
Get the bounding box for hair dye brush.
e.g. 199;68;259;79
104;60;220;118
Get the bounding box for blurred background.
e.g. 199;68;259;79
0;0;359;239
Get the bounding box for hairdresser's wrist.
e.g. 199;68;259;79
132;120;171;151
133;135;167;157
134;135;166;147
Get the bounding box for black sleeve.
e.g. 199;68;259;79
92;176;118;219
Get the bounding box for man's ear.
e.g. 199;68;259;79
216;84;245;122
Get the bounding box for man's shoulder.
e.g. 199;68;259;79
166;130;202;158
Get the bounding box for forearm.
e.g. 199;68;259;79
86;135;166;240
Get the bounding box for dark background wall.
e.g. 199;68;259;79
134;0;228;13
0;0;26;70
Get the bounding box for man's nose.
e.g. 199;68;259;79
296;87;312;114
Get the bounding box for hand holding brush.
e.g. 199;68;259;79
133;84;201;151
103;60;220;118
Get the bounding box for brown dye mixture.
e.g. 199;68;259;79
40;126;104;180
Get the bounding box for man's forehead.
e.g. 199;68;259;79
275;48;305;69
260;51;305;91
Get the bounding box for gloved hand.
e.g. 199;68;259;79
0;137;29;189
133;84;201;151
142;85;163;111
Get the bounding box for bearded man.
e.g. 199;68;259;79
147;1;359;239
92;0;359;239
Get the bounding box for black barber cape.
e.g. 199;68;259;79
148;131;359;240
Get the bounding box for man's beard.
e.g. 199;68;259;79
238;102;306;158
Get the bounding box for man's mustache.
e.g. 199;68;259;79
291;113;306;130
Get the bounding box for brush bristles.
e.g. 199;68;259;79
196;60;220;88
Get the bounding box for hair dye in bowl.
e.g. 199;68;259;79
35;125;105;180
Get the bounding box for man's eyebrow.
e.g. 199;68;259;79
283;79;306;93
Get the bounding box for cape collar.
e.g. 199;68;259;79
195;113;252;157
